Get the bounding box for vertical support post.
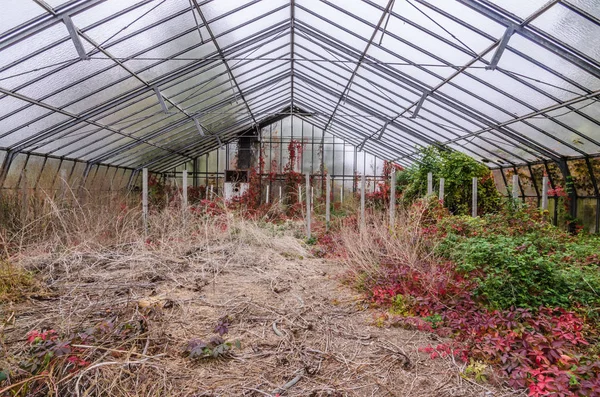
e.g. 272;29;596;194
427;172;433;195
305;173;311;238
142;168;148;235
389;169;396;227
472;177;478;217
439;178;445;202
360;174;366;231
325;174;331;230
512;174;519;200
79;163;92;203
21;168;28;224
541;176;549;211
193;158;198;188
209;185;214;200
182;169;188;208
298;184;302;204
279;186;282;202
59;169;67;201
266;184;270;204
340;185;343;203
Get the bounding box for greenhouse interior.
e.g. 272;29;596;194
1;0;600;396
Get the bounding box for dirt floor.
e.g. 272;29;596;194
1;222;523;396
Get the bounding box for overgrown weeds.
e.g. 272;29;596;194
0;260;38;302
333;199;600;396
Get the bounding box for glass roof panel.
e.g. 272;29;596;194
505;34;600;91
0;0;47;35
63;76;145;114
0;0;599;169
563;0;600;19
382;13;474;67
297;0;377;39
365;45;445;87
509;120;594;156
466;61;573;107
1;113;70;147
486;0;549;19
211;8;288;48
0;37;86;90
381;1;493;56
531;3;600;61
295;6;369;51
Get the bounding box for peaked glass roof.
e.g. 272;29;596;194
0;0;599;172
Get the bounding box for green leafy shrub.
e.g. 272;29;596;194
396;146;501;215
437;211;600;311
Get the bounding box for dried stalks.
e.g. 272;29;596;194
0;192;520;396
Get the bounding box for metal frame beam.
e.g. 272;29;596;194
457;0;600;80
0;0;109;51
191;0;257;124
294;21;555;162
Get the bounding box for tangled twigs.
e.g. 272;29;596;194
378;341;412;370
74;358;160;397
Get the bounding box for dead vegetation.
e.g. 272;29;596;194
0;193;521;396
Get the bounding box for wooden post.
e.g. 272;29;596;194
541;176;549;211
182;169;188;208
360;174;366;231
439;178;445;203
427;172;433;195
472;177;478;217
305;173;311;238
512;174;519;200
142;168;148;235
325;174;331;230
266;184;270;204
389;169;396;227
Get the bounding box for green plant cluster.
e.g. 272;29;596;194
436;209;600;312
396;146;501;215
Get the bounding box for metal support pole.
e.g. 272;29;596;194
305;173;311;238
439;178;445;203
59;169;67;201
142;168;148;235
389;169;396;227
298;184;302;204
326;174;331;230
21;168;28;223
279;186;282;202
360;174;366;231
427;172;433;195
209;184;214;200
340;185;343;203
182;169;188;208
512;174;519;200
541;176;549;211
472;177;478;217
266;184;270;204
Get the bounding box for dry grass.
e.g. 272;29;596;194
0;191;521;396
339;204;440;290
